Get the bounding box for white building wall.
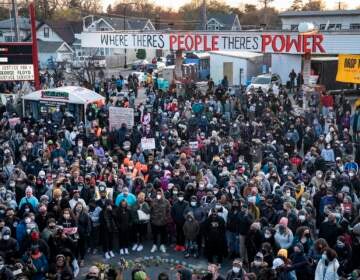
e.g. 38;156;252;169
271;53;302;85
210;54;248;86
281;15;360;30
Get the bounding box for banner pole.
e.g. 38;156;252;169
29;1;40;90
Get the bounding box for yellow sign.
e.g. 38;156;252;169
336;54;360;84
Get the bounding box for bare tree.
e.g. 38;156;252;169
290;0;303;11
258;0;274;9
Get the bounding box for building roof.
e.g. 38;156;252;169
280;10;360;18
22;86;105;105
43;21;83;45
0;17;39;30
95;16;154;30
207;13;238;29
209;51;263;59
37;40;73;53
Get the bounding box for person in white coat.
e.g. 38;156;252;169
315;247;339;280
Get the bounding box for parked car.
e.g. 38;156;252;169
246;73;281;93
131;60;149;71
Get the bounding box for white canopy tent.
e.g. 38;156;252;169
22;86;105;105
22;86;105;123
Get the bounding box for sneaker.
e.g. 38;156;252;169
184;253;190;258
160;244;166;253
105;252;110;260
132;244;138;251
109;251;115;258
124;248;129;255
150;245;157;253
120;249;124;255
137;244;144;252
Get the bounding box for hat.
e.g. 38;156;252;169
255;252;264;260
133;271;147;280
279;217;288;227
272;257;285;269
277;249;288;259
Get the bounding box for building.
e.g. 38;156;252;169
82;16;157;67
280;10;360;31
0;17;38;42
209;51;264;86
205;13;241;31
29;21;81;69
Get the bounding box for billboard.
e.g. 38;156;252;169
81;31;360;54
336;54;360;84
0;43;34;81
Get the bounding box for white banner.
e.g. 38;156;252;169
141;137;156;150
0;64;34;81
81;31;360;54
109;107;134;130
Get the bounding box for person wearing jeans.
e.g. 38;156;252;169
150;189;170;253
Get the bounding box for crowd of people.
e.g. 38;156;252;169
0;70;360;280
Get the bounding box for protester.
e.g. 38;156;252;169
0;70;359;280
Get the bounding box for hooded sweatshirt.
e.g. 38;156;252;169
183;212;200;240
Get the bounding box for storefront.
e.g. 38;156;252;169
22;86;105;124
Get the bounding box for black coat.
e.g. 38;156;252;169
100;208;118;233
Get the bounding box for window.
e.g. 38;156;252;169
350;23;360;30
290;24;298;31
43;27;49;38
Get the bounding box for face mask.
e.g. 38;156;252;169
78;142;83;147
156;194;162;200
199;184;205;190
317;174;322;179
173;191;178;195
76;207;82;212
285;192;291;197
191;201;197;207
254;261;262;266
232;267;240;274
265;233;271;239
336;241;345;248
3;235;9;240
299;215;306;221
26;229;31;234
349;172;354;177
230;188;235;194
178;197;184;202
63;214;70;219
25;218;31;224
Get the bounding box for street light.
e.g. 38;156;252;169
123;2;136;69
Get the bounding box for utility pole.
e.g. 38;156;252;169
337;1;342;10
11;0;19;41
201;0;207;30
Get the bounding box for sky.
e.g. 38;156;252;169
103;0;359;11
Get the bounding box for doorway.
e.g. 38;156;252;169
223;62;233;85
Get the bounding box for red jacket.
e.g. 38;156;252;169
321;95;334;108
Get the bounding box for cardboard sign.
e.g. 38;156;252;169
109;107;134;130
189;141;198;151
8;117;20;128
336;54;360;84
0;64;34;81
141;138;156;150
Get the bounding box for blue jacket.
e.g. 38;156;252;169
115;193;137;207
16;220;27;246
19;195;39;210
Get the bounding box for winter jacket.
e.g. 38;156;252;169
88;206;102;227
184;205;207;224
132;202;151;224
319;221;340;248
183;214;200;240
150;198;170;226
274;228;294;249
171;200;189;224
116;206;133;231
76;212;91;237
100;208;118;233
315;259;339;280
